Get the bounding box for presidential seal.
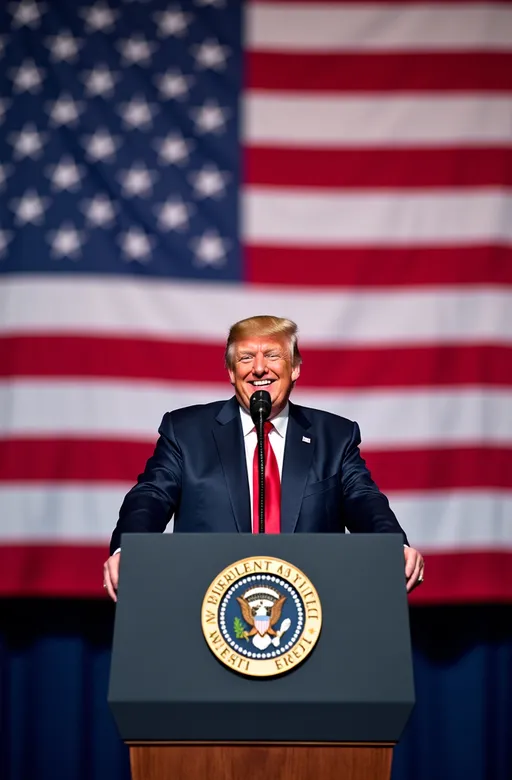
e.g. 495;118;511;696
201;556;322;678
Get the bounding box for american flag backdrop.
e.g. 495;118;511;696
0;0;511;602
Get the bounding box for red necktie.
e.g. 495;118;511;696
252;421;281;534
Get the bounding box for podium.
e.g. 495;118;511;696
108;532;415;780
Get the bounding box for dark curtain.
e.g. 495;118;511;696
1;600;511;780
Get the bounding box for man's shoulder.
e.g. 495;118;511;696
162;399;229;425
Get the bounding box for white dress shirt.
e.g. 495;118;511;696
239;402;289;527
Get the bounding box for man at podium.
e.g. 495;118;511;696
103;315;424;601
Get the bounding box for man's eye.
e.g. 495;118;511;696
266;353;280;361
239;355;253;362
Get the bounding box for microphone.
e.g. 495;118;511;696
249;390;271;534
249;389;272;424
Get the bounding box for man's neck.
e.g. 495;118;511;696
239;401;289;436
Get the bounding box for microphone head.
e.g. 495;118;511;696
250;389;272;423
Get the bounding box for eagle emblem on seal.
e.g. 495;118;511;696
236;585;292;651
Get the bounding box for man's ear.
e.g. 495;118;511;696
291;365;301;382
228;368;235;385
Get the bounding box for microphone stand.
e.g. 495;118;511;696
256;410;265;534
250;389;271;535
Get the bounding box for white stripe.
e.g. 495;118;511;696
291;388;512;448
1;380;511;447
244;188;512;245
245;94;512;146
248;4;512;51
0;485;509;549
0;484;132;542
388;491;512;550
1;277;511;345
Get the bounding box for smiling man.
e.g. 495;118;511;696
104;315;424;600
226;316;301;419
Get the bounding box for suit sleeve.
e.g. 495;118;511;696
109;412;183;554
341;421;409;544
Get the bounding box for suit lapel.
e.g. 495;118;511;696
280;402;314;534
212;396;252;533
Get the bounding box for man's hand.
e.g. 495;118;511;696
103;552;120;602
404;546;425;593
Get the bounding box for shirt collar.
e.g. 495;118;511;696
239;402;289;437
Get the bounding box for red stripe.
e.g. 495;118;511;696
300;344;512;389
0;545;111;598
1;440;511;491
1;336;511;387
363;447;512;492
0;544;510;601
0;439;154;482
245;147;512;188
246;244;512;286
409;550;512;605
248;52;512;92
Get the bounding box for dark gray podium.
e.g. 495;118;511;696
108;533;415;780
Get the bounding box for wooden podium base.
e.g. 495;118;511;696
129;743;394;780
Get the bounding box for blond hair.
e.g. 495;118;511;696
224;315;302;369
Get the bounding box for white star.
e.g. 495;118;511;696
79;1;118;33
47;223;84;259
81;128;121;162
9;59;45;93
0;99;11;125
191;39;230;71
8;123;48;159
80;193;117;227
10;189;50;225
118;95;158;130
81;64;120;98
8;0;47;28
154;197;194;231
118;162;158;198
44;31;83;63
117;34;158;67
190;100;229;134
119;227;154;262
46;156;85;192
189;164;230;199
46;93;84;127
0;230;13;258
0;163;13;191
153;69;194;101
153;132;194;165
191;229;229;267
152;7;193;38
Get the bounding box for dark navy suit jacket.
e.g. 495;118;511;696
109;396;408;554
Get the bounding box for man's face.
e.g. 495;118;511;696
228;335;300;417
